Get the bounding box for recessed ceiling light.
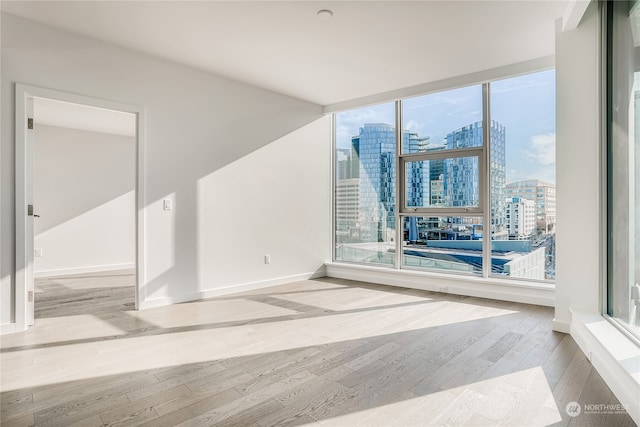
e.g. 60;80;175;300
317;9;333;20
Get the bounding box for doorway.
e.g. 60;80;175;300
15;84;145;331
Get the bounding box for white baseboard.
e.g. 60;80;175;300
34;263;135;278
1;323;16;335
570;309;640;425
139;268;327;310
552;318;571;333
325;262;555;307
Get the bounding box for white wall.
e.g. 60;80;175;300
33;125;135;277
554;2;602;331
556;4;640;423
1;12;330;325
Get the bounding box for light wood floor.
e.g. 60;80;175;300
1;273;636;426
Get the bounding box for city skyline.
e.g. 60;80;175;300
335;69;556;185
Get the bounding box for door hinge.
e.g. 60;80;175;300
28;118;34;130
28;291;34;303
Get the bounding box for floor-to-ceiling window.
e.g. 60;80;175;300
334;103;396;266
333;70;557;283
491;70;557;280
607;0;640;339
399;86;484;275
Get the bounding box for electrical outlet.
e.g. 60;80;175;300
264;254;271;265
35;248;43;257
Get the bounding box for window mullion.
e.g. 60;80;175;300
395;100;403;270
482;82;491;278
399;146;483;162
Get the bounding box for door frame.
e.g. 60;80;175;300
14;83;146;332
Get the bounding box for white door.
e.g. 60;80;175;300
26;97;35;326
14;83;145;334
15;88;36;330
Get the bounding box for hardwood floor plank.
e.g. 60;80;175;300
210;398;286;427
33;393;130;427
541;333;580;390
478;331;524;363
0;413;35;427
258;382;353;426
1;274;634;427
550;348;593;427
175;369;319;426
138;387;243;427
153;360;226;383
569;366;614;427
183;368;255;394
601;392;638;427
99;384;191;425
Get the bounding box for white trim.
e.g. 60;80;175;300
323;56;555;114
552;319;571;333
563;0;592;32
15;85;29;332
34;263;136;279
136;106;147;311
12;83;145;334
570;309;640;425
326;262;555;307
1;323;17;335
138;268;327;310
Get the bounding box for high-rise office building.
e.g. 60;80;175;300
506;197;536;239
350;121;505;242
357;124;396;241
444;120;506;234
505;180;556;234
336;147;360;180
335;178;360;233
405;133;430;208
356;124;429;241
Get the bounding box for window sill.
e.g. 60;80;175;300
324;261;555;307
570;309;640;424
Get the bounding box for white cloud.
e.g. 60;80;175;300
525;133;555;166
404;119;420;133
335;107;394;148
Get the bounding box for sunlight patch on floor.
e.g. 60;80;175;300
128;298;299;329
318;367;561;426
0;301;517;392
0;314;127;348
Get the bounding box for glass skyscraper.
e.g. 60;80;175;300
355;120;505;241
356;124;430;240
356;124;396;241
444;120;506;232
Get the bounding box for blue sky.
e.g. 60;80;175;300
336;69;556;184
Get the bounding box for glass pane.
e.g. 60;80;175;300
402;216;483;274
490;70;556;281
607;0;640;339
402;85;483;154
334;103;396;266
404;157;480;209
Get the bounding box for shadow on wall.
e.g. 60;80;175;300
33;124;135;235
3;12;327;315
142;113;327;301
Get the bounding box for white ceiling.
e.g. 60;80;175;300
2;1;568;106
